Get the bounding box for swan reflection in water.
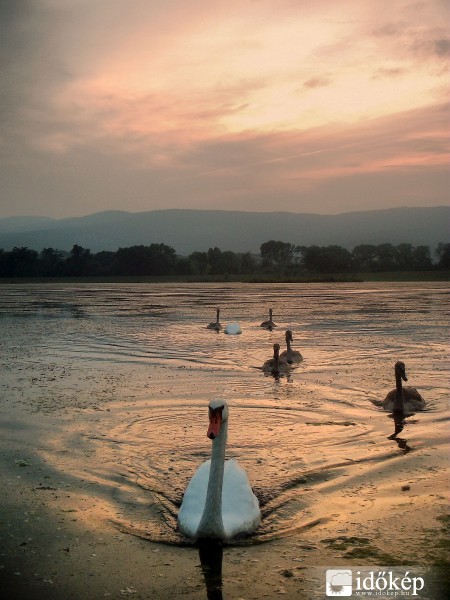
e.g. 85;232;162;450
387;410;412;454
265;368;294;383
198;540;224;600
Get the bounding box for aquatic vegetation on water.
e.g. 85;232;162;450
320;536;404;565
420;513;450;567
305;421;357;426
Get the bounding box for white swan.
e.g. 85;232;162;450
382;361;425;412
224;323;242;335
207;308;222;331
178;399;261;541
260;308;276;329
280;330;303;364
262;343;290;376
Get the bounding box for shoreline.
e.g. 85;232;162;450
0;270;449;284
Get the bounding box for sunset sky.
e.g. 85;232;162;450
1;0;449;219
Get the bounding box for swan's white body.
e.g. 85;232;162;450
178;458;260;539
178;400;260;540
382;361;425;412
224;323;242;335
280;330;303;364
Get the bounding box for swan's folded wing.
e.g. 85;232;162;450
381;388;396;410
177;460;210;538
404;386;425;404
222;459;261;538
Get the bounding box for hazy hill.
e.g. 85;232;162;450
0;215;57;233
0;207;448;255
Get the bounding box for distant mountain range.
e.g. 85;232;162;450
0;207;448;255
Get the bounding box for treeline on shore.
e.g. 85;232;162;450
0;241;449;278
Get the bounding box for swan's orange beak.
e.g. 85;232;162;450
207;409;222;440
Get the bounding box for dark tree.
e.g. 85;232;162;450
207;247;224;274
260;240;296;270
411;246;432;270
1;246;39;277
299;245;352;273
39;248;65;276
114;244;176;276
65;244;92;276
396;243;414;271
188;251;209;275
90;251;116;276
220;250;240;274
238;252;257;274
436;243;450;269
147;243;177;275
352;244;378;271
175;256;192;276
374;243;397;271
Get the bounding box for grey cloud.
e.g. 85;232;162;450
371;22;405;37
0;0;74;144
301;76;332;89
0;0;35;121
434;38;450;56
405;26;450;62
371;67;407;79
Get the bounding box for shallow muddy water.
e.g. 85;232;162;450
1;282;449;550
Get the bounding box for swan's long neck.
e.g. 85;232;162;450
197;420;228;539
273;349;280;371
286;337;292;352
394;371;404;412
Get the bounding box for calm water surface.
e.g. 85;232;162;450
1;282;449;545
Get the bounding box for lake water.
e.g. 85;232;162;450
1;282;449;550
